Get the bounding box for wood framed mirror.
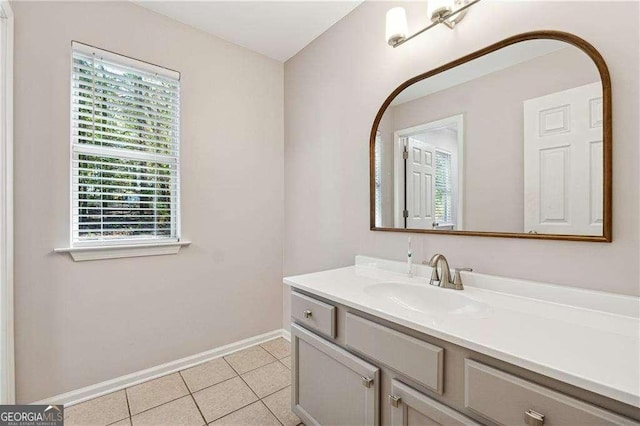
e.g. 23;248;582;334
369;31;611;242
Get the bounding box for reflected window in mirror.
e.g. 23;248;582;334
435;149;454;229
374;131;383;228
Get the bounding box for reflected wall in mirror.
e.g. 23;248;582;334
370;31;611;242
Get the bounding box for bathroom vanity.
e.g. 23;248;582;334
285;256;640;425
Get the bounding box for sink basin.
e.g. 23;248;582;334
364;282;491;318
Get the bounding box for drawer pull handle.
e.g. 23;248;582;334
388;394;402;407
524;409;545;426
303;310;312;319
361;376;374;388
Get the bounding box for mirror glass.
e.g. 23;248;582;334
373;38;607;238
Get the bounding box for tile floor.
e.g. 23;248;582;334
64;338;302;426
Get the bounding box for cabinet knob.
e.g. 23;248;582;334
388;394;402;408
303;310;312;319
361;376;374;388
524;409;545;426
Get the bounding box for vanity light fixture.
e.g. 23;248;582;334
386;0;481;47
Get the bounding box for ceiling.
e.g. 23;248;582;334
133;1;363;62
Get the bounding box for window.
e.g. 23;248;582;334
434;150;453;225
70;42;180;247
374;131;382;227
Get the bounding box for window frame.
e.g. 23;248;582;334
0;0;15;404
57;42;189;260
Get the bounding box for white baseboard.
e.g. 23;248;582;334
281;328;291;342
33;328;289;407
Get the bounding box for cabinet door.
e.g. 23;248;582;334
389;379;479;426
292;323;379;426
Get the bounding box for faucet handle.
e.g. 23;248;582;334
453;267;473;289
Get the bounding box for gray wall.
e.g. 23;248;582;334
283;0;640;327
13;1;284;403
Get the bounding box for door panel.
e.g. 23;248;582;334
291;324;379;426
524;82;603;235
389;379;479;426
406;137;435;229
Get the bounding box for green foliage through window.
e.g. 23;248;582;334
71;45;180;244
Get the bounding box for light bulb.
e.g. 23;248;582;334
428;0;454;23
386;7;408;46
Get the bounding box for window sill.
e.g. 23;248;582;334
54;241;191;262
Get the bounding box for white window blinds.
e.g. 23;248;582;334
434;150;453;225
374;131;383;228
71;42;180;246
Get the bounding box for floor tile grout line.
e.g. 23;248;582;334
237;370;261;401
224;349;279;375
191;374;260;424
279;358;291;370
224;356;281;377
190;372;241;396
230;346;289;426
221;355;243;376
259;383;291;401
209;344;290;424
257;399;285;426
259;386;298;426
259;339;291;360
205;400;263;425
124;388;132;419
203;400;277;426
105;415;131;426
240;358;288;377
182;349;287;396
188;351;288;424
128;393;191;418
178;370;195;396
178;371;208;426
238;361;291;400
235;372;284;426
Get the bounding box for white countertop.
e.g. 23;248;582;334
284;256;640;407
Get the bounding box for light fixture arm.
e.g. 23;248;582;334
390;0;481;48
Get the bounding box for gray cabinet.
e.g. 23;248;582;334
464;360;639;426
290;292;640;425
345;312;444;394
389;379;479;426
291;323;380;426
292;291;336;338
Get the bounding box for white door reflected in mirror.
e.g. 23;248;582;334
524;82;603;236
389;115;463;230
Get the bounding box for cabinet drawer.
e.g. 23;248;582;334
345;312;444;394
389;379;479;426
464;360;638;425
291;292;336;338
292;323;379;426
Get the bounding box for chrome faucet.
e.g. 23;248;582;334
424;254;472;290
